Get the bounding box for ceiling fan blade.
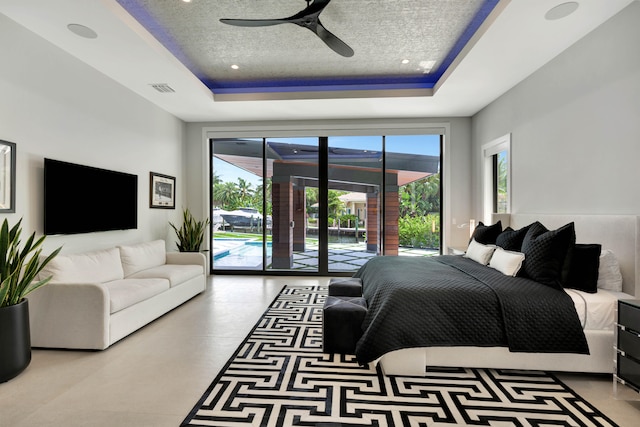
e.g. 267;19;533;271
221;0;354;57
315;20;354;57
288;0;332;21
220;18;287;27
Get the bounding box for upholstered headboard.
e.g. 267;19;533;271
491;213;639;297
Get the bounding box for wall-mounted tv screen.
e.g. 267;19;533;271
44;158;138;235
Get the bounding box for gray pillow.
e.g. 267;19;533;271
496;224;532;252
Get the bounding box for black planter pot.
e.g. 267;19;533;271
0;299;31;383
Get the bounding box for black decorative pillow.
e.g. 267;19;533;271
520;222;576;289
564;243;602;293
496;224;532;252
470;221;502;245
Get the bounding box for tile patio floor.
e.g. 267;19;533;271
212;238;438;272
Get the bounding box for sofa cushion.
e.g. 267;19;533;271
119;240;167;277
103;278;170;314
39;247;124;283
127;264;204;287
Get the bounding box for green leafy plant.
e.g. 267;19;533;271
398;214;441;249
170;208;210;252
0;218;61;308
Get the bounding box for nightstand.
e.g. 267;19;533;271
614;299;640;398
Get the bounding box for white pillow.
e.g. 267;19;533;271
118;240;167;277
463;239;496;265
597;249;623;291
38;247;124;283
488;247;525;277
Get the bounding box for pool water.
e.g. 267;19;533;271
213;240;272;269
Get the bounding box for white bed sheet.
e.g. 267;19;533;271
565;288;634;330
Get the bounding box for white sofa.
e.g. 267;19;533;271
28;240;207;350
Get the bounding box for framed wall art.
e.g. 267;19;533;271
0;140;16;213
149;172;175;209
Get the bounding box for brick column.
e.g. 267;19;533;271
384;188;399;256
366;192;379;253
272;181;293;269
293;186;306;252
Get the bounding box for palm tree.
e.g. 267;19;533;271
254;180;272;215
236;178;253;206
214;181;239;209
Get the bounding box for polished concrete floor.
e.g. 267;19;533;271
1;275;639;427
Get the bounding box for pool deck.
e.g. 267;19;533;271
212;238;437;271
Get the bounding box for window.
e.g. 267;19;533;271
482;134;511;222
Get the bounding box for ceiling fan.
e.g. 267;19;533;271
220;0;354;58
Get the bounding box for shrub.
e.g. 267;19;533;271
398;214;440;249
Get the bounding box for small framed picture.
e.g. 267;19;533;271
0;140;16;213
149;172;175;209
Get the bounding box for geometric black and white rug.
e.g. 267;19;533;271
182;285;618;427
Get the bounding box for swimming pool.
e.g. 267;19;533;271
213;240;272;269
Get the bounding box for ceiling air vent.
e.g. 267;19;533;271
150;83;175;93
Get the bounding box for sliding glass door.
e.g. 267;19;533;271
327;136;382;272
210;134;441;274
211;138;266;270
266;137;319;272
386;135;441;257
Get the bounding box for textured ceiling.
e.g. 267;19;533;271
115;0;499;94
1;0;633;121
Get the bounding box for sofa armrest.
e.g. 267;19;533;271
27;281;111;350
166;251;207;269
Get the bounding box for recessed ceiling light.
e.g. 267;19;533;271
182;0;192;3
545;2;579;21
67;23;98;39
231;64;240;70
401;59;410;65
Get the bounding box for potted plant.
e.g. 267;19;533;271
169;208;210;252
0;218;61;382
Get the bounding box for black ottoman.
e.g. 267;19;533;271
328;277;363;297
322;296;367;354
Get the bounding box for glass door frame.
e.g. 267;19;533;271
206;122;449;276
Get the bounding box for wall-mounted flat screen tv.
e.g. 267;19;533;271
44;158;138;235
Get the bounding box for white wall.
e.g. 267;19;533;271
471;2;640;217
0;13;186;255
471;3;640;295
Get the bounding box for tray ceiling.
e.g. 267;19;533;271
115;0;500;96
0;0;634;121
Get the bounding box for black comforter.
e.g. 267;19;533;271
352;255;589;364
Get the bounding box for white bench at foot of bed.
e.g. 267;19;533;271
378;329;614;376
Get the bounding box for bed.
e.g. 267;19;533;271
354;214;638;376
